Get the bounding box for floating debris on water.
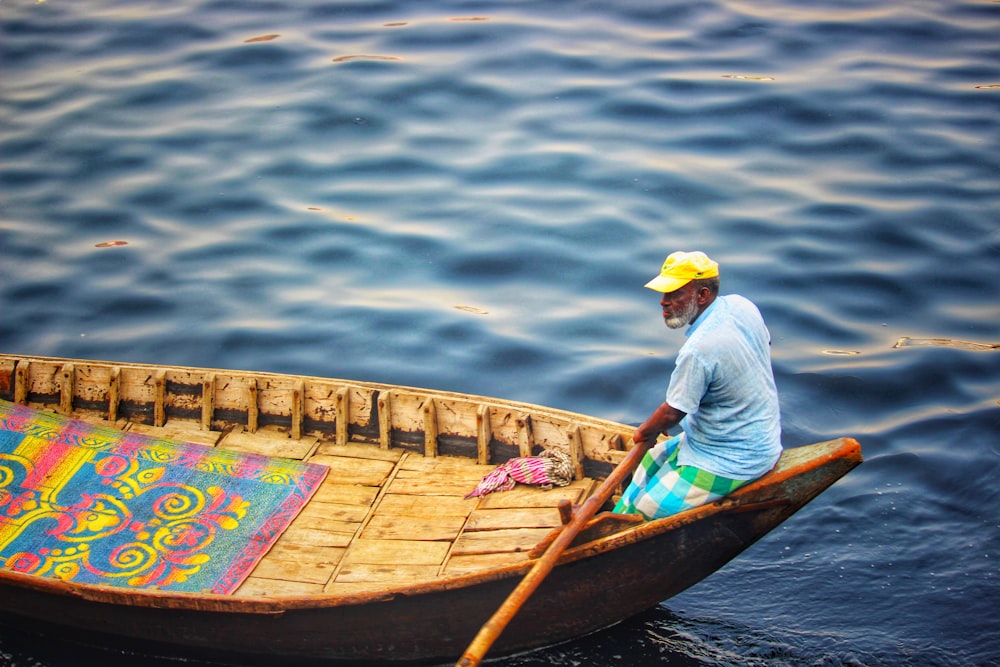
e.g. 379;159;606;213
305;207;358;221
95;241;128;248
454;305;489;315
722;74;775;81
244;34;280;43
974;84;1000;89
822;350;861;356
332;55;403;63
449;17;489;22
894;337;999;351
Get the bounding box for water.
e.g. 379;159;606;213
1;0;998;665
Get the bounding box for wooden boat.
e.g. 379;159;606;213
0;354;862;665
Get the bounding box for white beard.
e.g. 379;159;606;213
664;294;698;329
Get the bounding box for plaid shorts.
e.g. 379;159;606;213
613;435;749;520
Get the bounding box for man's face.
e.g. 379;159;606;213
660;283;699;329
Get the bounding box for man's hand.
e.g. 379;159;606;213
633;402;686;447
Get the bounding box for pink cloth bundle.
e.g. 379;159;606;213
465;449;575;498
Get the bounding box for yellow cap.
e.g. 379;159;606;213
644;251;719;293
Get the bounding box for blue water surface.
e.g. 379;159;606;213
1;1;999;666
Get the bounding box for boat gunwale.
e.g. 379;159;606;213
0;353;636;433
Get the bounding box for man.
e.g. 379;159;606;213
613;251;782;520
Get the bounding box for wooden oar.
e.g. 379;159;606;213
455;438;651;667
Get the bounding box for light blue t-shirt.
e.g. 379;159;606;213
665;294;782;479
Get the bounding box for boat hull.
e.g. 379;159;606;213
0;438;859;665
0;355;861;664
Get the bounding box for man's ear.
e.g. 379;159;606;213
696;286;712;305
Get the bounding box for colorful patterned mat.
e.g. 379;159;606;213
0;399;327;594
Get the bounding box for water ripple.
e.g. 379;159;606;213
2;1;999;665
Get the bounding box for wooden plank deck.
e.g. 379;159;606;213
107;420;592;597
105;417;597;596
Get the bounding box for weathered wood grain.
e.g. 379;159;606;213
443;552;531;576
308;454;396;486
464;508;562;531
235;577;326;596
336;539;451;567
452;528;553;556
377;494;477;517
361;514;467;542
219;428;317;458
128;420;223;446
251;544;345;585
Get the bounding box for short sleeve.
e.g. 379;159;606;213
665;347;709;415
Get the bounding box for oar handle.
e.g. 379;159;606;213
455;438;650;667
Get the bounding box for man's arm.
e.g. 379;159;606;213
633;402;687;447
